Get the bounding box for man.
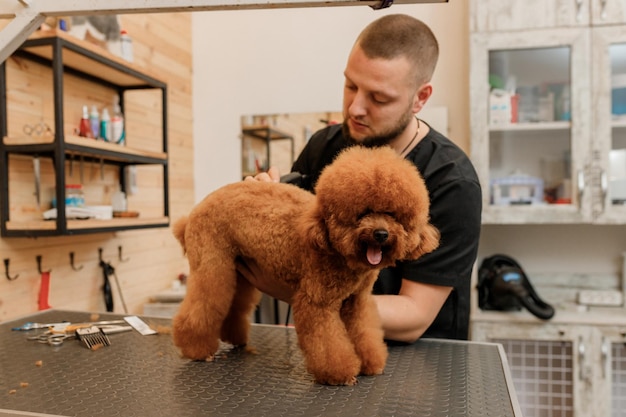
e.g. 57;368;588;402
241;14;481;342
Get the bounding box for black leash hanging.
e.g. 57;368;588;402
99;260;114;312
99;260;128;314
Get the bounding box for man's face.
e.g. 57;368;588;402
342;44;417;147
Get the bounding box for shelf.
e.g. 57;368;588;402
472;308;626;326
482;204;583;224
0;30;169;237
3;134;167;165
612;119;626;129
5;217;170;235
21;30;165;88
489;120;571;132
242;125;293;141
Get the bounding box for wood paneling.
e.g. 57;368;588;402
0;14;194;321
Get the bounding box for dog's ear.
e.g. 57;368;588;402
408;223;440;260
299;204;332;253
172;216;188;253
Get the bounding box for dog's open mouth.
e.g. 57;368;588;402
366;245;383;266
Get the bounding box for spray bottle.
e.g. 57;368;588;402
79;105;93;138
111;95;125;145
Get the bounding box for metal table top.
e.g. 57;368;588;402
0;310;521;417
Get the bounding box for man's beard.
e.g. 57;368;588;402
342;110;414;149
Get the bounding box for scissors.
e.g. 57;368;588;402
27;330;75;346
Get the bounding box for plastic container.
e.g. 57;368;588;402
65;184;85;207
89;105;100;139
111;96;125;145
490;174;544;206
78;105;93;138
100;108;111;141
120;29;134;62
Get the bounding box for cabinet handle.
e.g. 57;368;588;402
576;0;584;22
578;338;587;381
601;169;608;213
577;169;585;209
601;337;609;379
600;0;608;20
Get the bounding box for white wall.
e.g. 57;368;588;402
192;2;469;199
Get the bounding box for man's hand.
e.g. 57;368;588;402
236;256;294;304
244;166;281;183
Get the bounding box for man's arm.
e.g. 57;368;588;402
374;279;452;343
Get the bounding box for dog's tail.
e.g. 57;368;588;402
172;216;188;253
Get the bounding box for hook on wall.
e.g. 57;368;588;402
4;258;19;281
36;255;51;274
118;246;129;263
69;252;83;271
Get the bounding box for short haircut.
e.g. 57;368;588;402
356;14;439;86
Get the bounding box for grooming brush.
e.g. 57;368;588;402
76;326;111;349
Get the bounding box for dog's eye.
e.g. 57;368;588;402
357;209;373;220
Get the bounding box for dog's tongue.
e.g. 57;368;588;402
367;246;383;265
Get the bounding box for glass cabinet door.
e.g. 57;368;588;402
470;29;592;224
592;26;626;223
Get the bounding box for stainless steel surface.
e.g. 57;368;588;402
1;310;520;416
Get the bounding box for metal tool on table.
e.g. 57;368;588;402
14;319;127;332
23;320;132;349
12;321;67;331
76;326;111;349
27;330;75;346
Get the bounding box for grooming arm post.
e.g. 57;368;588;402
0;0;447;64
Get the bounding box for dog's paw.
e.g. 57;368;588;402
360;364;385;376
315;375;358;386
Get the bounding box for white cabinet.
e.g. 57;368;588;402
470;0;626;224
591;25;626;223
591;0;626;25
470;0;588;32
471;314;626;417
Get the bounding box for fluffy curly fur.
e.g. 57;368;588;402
172;146;439;385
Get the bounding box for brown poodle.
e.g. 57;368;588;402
172;146;439;385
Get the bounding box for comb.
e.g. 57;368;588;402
75;326;111;350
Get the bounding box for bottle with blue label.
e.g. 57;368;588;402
100;108;111;141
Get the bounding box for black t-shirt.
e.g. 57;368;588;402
291;122;482;340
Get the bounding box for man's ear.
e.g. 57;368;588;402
298;204;331;253
408;223;440;260
412;82;433;114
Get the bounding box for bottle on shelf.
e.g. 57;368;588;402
78;105;93;138
120;29;134;62
100;108;111;142
111;95;125;145
65;184;85;207
89;105;100;139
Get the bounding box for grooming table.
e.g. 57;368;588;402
0;310;521;416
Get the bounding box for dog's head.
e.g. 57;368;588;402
301;146;439;271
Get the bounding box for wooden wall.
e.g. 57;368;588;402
0;13;194;321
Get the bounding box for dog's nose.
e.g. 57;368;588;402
373;229;389;243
